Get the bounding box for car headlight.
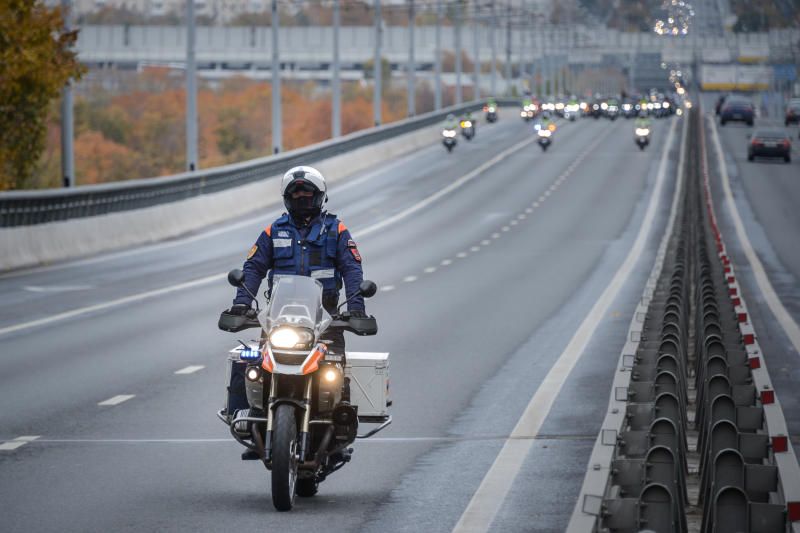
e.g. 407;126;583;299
269;327;313;349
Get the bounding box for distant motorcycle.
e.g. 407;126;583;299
484;105;498;123
442;128;457;152
460;119;475;140
536;126;553;151
218;272;389;512
635;126;650;150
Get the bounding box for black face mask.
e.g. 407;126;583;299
283;180;325;222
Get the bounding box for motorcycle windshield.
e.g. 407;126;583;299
259;275;329;333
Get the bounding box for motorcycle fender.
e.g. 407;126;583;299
270;398;307;413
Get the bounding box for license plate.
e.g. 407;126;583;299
733;114;742;119
764;142;777;147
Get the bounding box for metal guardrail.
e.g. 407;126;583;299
0;98;518;227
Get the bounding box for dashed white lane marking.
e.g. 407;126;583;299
441;259;453;266
456;252;468;259
1;135;540;338
0;436;40;451
453;116;679;533
403;275;418;283
525;208;533;214
517;214;526;220
533;202;540;207
481;240;491;246
380;285;395;292
23;285;92;293
470;246;481;252
709;118;800;354
491;233;501;239
510;220;519;226
423;267;437;274
544;190;552;197
98;395;136;407
174;365;205;375
501;226;510;232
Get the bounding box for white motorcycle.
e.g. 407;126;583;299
218;272;390;511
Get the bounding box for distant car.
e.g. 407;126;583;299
721;99;754;126
785;102;800;126
748;128;792;163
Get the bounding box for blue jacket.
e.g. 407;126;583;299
234;213;365;312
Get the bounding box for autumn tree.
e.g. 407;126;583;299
0;0;84;190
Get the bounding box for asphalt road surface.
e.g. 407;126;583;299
1;111;684;532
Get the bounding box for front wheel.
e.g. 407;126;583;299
271;404;299;511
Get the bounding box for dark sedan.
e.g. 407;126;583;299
748;129;792;163
786;102;800;126
721;99;755;126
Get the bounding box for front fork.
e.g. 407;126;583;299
264;374;313;462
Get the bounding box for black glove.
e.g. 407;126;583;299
228;304;252;316
349;309;368;319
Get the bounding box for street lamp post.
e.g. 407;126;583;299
434;0;442;110
271;0;282;153
373;0;382;126
332;0;341;137
61;0;75;186
455;0;463;104
407;0;415;116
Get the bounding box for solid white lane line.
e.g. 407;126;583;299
357;136;537;239
174;365;205;375
0;436;40;451
98;395;135;406
0;273;226;338
452;116;679;533
1;134;539;338
708;118;800;355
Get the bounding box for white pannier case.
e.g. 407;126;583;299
345;352;390;420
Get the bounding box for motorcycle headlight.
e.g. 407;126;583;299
636;128;650;136
269;327;313;349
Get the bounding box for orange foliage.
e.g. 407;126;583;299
38;75;421;187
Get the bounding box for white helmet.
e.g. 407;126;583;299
281;166;328;219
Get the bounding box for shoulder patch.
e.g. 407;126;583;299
265;225;272;237
247;244;258;260
338;221;347;234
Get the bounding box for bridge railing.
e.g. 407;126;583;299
0;98;517;228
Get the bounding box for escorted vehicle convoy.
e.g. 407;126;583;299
218;272;390;511
748;128;792;163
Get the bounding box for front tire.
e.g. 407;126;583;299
271;404;299;511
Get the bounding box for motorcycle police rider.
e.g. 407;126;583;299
224;167;367;461
226;166;367;353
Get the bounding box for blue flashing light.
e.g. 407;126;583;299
240;348;262;361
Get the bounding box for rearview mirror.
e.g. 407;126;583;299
359;280;377;298
227;269;245;287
